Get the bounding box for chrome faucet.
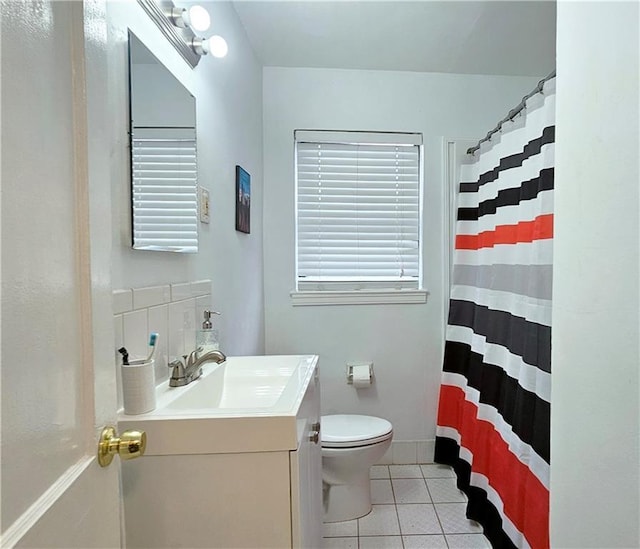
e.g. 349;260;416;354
168;348;226;387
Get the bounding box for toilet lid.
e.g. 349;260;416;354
321;414;393;448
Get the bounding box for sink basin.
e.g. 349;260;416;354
164;366;291;410
158;355;309;412
118;354;319;455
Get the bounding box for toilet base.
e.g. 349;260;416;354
323;472;371;523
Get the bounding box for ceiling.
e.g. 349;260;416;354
230;0;556;77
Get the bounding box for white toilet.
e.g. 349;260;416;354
321;414;393;522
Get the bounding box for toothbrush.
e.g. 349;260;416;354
118;347;129;365
146;332;159;361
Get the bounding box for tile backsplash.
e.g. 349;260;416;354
113;279;433;463
113;280;212;410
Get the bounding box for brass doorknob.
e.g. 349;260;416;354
98;426;146;467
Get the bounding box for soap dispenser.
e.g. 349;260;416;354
196;310;220;353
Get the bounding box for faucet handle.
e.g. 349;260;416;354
168;359;185;377
186;349;202;366
193;346;208;360
168;358;187;387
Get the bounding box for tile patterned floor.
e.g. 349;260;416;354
323;464;491;549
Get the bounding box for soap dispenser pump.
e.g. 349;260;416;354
196;310;220;353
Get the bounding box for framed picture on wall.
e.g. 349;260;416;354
235;165;250;234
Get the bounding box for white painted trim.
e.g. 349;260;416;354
70;0;100;457
375;440;436;465
442;138;476;344
1;457;94;548
290;289;428;306
442;139;454;356
418;440;436;464
295;129;423;146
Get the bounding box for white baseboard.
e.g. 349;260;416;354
376;440;436;465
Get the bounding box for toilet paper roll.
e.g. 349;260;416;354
122;359;156;415
351;364;372;388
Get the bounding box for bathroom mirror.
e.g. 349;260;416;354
128;31;198;253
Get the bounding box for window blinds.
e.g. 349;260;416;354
131;127;198;252
296;131;422;290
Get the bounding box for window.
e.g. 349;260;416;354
131;127;198;252
294;130;425;305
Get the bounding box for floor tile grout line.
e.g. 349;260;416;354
396;504;406;549
324;464;488;548
388;479;405;548
356;495;360;541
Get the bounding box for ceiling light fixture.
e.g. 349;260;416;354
169;4;227;59
136;0;227;67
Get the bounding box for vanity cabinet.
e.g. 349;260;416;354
291;365;323;547
119;355;322;549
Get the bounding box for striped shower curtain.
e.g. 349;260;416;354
435;77;555;549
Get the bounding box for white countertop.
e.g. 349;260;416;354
118;354;318;455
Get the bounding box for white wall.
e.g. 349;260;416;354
552;2;639;546
262;67;541;454
108;0;264;356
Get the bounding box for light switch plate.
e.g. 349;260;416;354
199;186;210;223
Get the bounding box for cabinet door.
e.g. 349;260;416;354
291;369;322;548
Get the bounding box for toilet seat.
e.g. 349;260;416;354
321;414;393;449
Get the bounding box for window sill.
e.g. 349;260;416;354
290;289;428;306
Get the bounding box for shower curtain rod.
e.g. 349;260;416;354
467;69;556;155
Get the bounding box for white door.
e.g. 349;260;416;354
1;1;123;546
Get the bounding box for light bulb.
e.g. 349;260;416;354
171;5;210;32
186;5;210;32
208;35;228;58
191;36;227;58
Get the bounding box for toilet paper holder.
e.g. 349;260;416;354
346;362;374;384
